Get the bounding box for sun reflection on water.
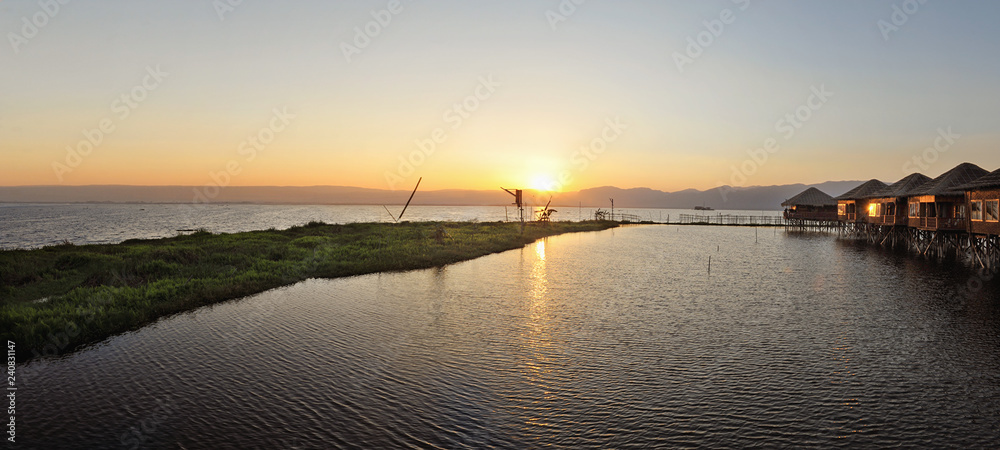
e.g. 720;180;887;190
530;239;547;301
516;238;560;433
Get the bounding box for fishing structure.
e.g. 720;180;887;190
501;187;525;223
536;197;557;222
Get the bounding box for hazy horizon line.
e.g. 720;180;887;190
0;179;866;193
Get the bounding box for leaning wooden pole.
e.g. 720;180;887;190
382;205;398;223
397;177;422;221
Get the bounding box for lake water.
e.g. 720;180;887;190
0;203;779;249
14;225;1000;448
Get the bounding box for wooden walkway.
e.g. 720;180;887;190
673;214;786;226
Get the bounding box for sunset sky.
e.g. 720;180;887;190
2;1;1000;192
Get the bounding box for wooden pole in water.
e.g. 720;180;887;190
397;177;422;221
382;205;398;223
708;255;711;274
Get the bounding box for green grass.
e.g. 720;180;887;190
1;220;617;361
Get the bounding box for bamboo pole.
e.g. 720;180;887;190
396;177;422;221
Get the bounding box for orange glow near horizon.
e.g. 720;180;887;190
4;141;998;193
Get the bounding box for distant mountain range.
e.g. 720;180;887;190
0;181;863;211
552;181;863;211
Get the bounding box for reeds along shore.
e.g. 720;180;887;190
0;220;618;362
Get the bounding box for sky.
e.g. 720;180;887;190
2;0;1000;193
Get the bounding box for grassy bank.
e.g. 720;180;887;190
1;220;617;361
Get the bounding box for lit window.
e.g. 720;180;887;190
986;200;999;222
838;204;846;216
971;200;983;221
868;203;877;217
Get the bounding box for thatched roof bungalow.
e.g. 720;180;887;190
781;187;838;221
836;179;888;223
958;168;1000;236
907;162;989;231
866;173;931;226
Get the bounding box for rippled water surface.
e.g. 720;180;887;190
17;226;1000;448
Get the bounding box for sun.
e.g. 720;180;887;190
530;174;559;192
